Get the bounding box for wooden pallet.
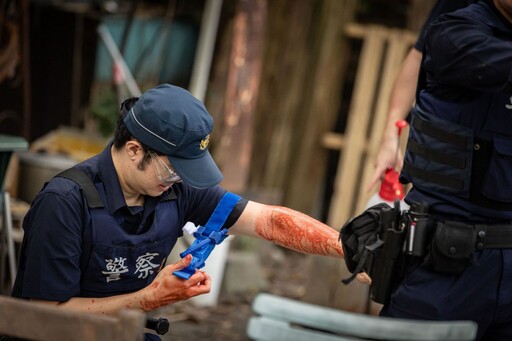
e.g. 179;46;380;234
303;23;416;314
325;23;415;229
0;295;146;341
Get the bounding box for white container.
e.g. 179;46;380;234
17;151;77;203
191;237;232;307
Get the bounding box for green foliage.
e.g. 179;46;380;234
90;87;119;137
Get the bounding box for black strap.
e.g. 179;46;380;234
474;224;512;249
433;220;512;249
413;115;469;149
407;139;466;170
402;161;464;191
162;190;177;201
56;168;104;208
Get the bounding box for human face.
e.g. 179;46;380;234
149;151;181;186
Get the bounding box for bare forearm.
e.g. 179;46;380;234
368;48;422;189
382;48;422;142
33;291;146;316
255;206;343;258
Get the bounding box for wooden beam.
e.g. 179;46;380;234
308;23;415;313
215;0;267;193
327;26;386;228
321;132;345;150
345;22;417;43
283;0;356;215
0;296;146;341
355;29;411;214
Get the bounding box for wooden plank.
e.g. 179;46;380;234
327;26;386;229
407;0;437;32
322;132;345;150
215;0;267;193
325;25;416;227
0;296;145;341
283;0;356;214
313;25;416;314
249;1;357;209
345;22;416;44
253;2;315;191
355;29;412;215
309;27;386;314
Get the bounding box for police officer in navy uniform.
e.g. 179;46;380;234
369;0;479;190
380;1;512;340
12;84;344;340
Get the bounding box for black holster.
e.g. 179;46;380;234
369;228;406;304
340;200;410;305
369;210;406;305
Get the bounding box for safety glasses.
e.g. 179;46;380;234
149;151;181;185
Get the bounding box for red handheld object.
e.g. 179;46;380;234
395;119;407;136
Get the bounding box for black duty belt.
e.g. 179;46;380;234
473;224;512;249
438;221;512;250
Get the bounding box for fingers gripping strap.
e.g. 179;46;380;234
173;192;241;279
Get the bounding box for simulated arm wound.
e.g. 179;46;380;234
255;206;343;258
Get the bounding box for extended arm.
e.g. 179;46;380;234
229;201;343;258
368;47;422;190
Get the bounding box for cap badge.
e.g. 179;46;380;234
200;134;210;150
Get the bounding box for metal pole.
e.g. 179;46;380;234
97;24;142;97
4;192;16;288
189;0;223;101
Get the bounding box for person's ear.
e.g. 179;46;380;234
126;140;142;161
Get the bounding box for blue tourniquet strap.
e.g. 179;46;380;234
173;192;241;279
204;192;241;231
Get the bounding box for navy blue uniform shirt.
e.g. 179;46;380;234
12;144;247;301
402;0;512;220
423;0;512;99
414;0;479;53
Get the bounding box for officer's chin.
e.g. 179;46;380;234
146;185;168;197
158;184;170;191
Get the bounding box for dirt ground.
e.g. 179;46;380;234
152;242;310;341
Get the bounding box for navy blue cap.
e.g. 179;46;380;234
124;84;223;189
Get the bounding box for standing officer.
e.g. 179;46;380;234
381;1;512;340
369;0;479;190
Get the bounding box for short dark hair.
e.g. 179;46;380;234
113;97;139;149
113;97;153;170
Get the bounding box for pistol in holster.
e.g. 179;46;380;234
369;201;430;304
341;200;430;305
367;201;405;304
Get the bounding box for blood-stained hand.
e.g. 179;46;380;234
139;254;211;311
